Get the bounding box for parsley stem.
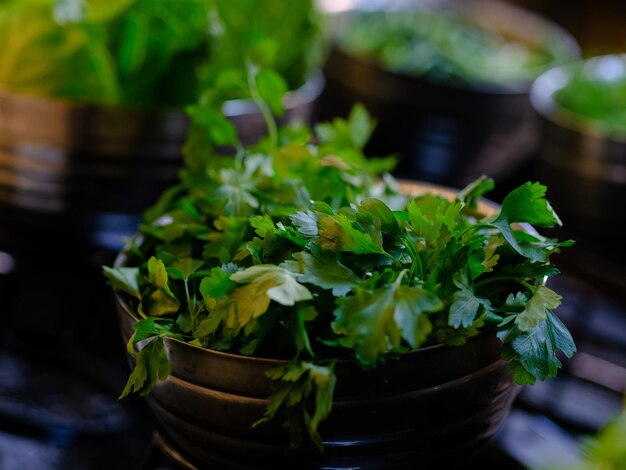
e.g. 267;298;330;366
410;252;424;281
401;235;423;281
474;275;529;289
394;269;409;287
247;62;278;149
458;222;494;239
235;142;246;166
184;278;196;329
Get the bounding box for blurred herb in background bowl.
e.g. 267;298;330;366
553;55;626;136
0;0;324;107
335;9;571;86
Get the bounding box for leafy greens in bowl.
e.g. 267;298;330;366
0;0;323;107
549;55;626;136
104;105;576;449
333;6;574;87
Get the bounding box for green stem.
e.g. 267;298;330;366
474;275;533;290
184;278;196;329
409;253;424;282
234;143;246;173
394;269;409;288
247;62;278;149
401;235;423;281
458;222;495;240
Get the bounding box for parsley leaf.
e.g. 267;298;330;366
227;265;313;327
290;210;320;237
500;310;576;384
119;337;171;399
407;195;462;250
315;103;375;151
187;105;239;147
142;257;180;317
333;273;442;364
103;266;140;299
253;361;336;451
449;271;491;329
515;285;562;332
199;268;236;300
291;251;360;296
490;182;562;260
130;317;183;343
318;213;387;255
291;305;318;358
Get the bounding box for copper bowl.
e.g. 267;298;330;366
0;72;324;252
114;182;518;469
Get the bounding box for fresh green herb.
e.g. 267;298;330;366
0;0;323;106
335;9;574;85
118;317;184;398
253;361;336;451
577;407;626;469
551;401;626;470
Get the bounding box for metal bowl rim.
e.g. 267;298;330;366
147;356;508;408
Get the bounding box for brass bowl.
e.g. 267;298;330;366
114;182;518;469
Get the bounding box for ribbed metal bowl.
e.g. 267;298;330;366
319;0;580;187
0;73;323;252
530;55;626;268
114;182;518;469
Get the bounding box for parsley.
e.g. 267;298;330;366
333;272;441;364
118;317;183;399
253;361;336;451
119;337;170;398
105;84;575;451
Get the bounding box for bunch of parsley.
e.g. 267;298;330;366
104;94;575;448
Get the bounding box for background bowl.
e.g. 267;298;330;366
319;0;580;189
530;55;626;283
0;72;324;254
